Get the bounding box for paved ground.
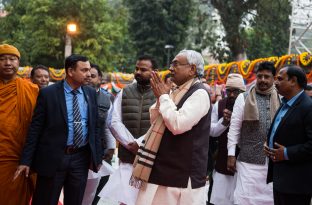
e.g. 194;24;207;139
95;156;119;205
98;198;118;205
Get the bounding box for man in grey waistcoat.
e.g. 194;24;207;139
227;62;280;205
99;55;157;205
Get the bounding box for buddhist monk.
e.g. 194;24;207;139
0;44;38;205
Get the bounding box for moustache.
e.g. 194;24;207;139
259;82;267;86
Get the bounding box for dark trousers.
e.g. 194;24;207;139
32;149;90;205
273;189;312;205
92;159;111;205
207;173;214;205
91;175;110;205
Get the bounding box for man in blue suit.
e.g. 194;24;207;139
265;65;312;205
15;54;102;205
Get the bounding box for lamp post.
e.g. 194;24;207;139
64;23;77;58
165;44;174;68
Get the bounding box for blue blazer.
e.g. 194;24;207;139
267;92;312;194
20;81;102;176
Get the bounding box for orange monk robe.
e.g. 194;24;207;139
0;78;39;205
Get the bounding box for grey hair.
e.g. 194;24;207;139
177;49;205;78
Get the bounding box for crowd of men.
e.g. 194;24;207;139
0;43;312;205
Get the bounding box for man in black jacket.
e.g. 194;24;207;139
265;65;312;205
15;54;102;205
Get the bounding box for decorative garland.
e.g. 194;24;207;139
49;68;65;81
217;62;233;84
275;55;293;70
49;68;65;77
17;66;31;76
118;72;134;81
267;56;279;62
239;60;251;78
217;63;228;75
205;65;218;85
14;52;312;85
299;52;312;66
210;67;216;85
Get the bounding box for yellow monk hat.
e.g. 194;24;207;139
0;44;21;59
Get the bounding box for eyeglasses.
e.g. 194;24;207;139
226;89;241;96
0;56;19;62
170;61;190;69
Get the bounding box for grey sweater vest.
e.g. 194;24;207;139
119;82;156;163
238;93;271;165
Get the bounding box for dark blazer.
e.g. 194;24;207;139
267;92;312;194
20;81;102;176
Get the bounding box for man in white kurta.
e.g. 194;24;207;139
227;62;280;205
209;74;246;205
135;50;211;205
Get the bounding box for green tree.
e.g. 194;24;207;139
107;0;136;73
208;0;291;62
185;0;219;52
210;0;258;61
0;0;131;70
124;0;194;68
244;0;291;60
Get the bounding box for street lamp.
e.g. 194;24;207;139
165;44;174;68
65;23;77;58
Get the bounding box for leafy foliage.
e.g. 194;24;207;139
0;0;132;71
124;0;194;68
209;0;291;62
0;0;292;70
244;0;291;60
185;0;219;52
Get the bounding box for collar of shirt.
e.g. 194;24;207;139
281;90;304;108
64;80;83;94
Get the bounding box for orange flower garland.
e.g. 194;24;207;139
238;60;251;78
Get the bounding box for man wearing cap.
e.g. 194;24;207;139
0;44;39;204
227;62;280;205
133;50;211;205
209;73;246;205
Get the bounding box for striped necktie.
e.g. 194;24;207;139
72;90;84;148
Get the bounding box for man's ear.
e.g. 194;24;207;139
290;76;297;86
67;67;73;77
190;64;197;76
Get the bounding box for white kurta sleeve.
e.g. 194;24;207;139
108;90;135;146
227;93;245;156
104;102;116;150
158;89;210;135
134;135;145;146
210;102;228;137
